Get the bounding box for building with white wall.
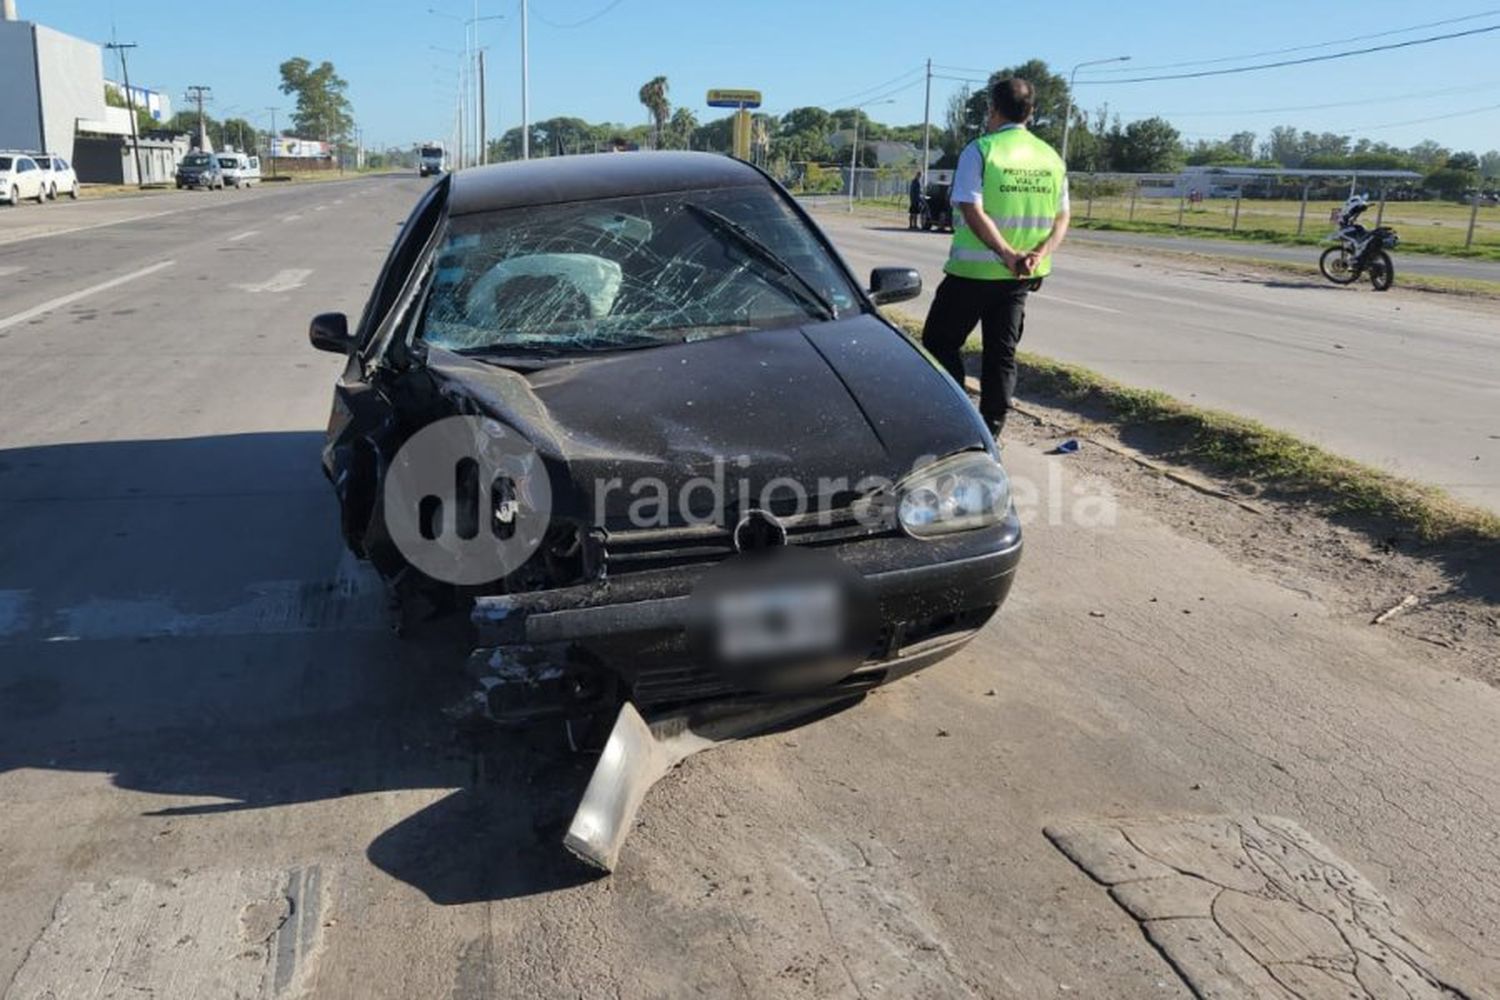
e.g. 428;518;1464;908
0;13;105;162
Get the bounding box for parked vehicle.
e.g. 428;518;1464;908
175;152;224;190
920;181;954;232
0;153;47;206
216;152;262;188
33;153;79;200
307;152;1021;868
418;143;447;177
1320;195;1398;291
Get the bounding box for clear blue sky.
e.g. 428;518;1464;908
23;0;1500;154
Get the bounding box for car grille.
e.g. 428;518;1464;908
597;499;899;577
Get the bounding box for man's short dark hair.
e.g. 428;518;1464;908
989;78;1036;124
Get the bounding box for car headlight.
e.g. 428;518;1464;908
896;451;1011;538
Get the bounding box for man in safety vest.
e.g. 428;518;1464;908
921;77;1070;440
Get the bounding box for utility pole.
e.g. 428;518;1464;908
105;42;146;188
185;85;212;151
520;0;530;159
265;106;279;179
920;57;932;188
478;49;487;165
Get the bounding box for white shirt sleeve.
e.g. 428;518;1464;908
1059;176;1070;214
951;141;984;206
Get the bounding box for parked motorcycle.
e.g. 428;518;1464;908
1319;195;1398;291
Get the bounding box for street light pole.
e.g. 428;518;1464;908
266;106;280;179
846;97;895;213
1060;55;1129;167
521;0;530;160
105;42;146;188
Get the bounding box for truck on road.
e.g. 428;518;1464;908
419;143;448;178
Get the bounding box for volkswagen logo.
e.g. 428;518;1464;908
733;509;787;553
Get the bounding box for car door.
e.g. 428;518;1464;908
16;158;38;199
322;177;451;561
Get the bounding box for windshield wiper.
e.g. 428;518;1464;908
681;202;837;321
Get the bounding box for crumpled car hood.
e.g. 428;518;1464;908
425;313;986;523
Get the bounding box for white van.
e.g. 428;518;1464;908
217;152;262;188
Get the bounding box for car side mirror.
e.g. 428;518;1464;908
868;267;922;306
309;312;353;354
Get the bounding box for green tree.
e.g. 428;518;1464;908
1480;150;1500;179
637;75;670;149
278;57;354;142
666;107;698;150
960;59;1073;150
1109;117;1182;172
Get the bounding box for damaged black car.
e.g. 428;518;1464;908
309;152;1022;869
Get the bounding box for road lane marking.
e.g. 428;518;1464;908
281;214;302;222
227;230;259;242
0;265;22;277
314;205;328;212
1040;294;1121;315
234;268;313;294
0;260;175;331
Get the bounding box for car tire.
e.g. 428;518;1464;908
5;187;17;207
46;184;56;201
69;182;79;199
33;186;45;204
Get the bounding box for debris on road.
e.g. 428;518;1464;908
1047;438;1081;455
1373;594;1421;626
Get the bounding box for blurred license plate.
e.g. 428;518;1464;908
715;582;843;661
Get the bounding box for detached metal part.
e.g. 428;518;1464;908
564;693;862;871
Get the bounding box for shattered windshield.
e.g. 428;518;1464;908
420;185;861;355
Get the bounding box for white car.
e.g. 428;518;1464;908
216;152;262;189
0;153;47;206
34;153;79;200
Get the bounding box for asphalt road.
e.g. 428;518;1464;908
809;207;1500;513
2;175;1499;998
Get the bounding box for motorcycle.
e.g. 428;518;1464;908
1319;196;1398;291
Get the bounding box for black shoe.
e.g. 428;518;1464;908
985;417;1005;441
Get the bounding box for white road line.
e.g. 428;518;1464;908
0;260;175;331
281;214;302;222
227;230;259;242
314;205;328;212
1041;294;1122;315
234;268;313;294
0;264;21;277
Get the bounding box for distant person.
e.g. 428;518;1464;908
920;77;1070;440
908;172;923;230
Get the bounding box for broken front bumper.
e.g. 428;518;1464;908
470;517;1023;717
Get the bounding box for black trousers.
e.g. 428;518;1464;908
921;274;1031;427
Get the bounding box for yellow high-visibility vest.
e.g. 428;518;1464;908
946;127;1066;280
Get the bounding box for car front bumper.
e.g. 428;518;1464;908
470;517;1022;717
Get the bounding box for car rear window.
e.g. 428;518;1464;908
0;158;11;171
422;185;860;356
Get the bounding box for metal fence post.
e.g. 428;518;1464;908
1177;190;1186;228
1128;181;1137;222
1086;173;1094;221
1296;182;1310;237
1232;187;1242;232
1375;186;1387;228
1466;191;1481;249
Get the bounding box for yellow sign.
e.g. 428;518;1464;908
707;89;762;109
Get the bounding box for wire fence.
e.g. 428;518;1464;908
1066;174;1500;253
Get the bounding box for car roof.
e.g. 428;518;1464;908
447;151;766;216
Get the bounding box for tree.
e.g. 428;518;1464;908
1446;151;1480;173
104;83;157;134
959;59;1073;150
666;107;697;150
1109;117;1182;172
278;57;353;143
1226;131;1257;160
1406;140;1450;170
1260;125;1302;167
1481;150;1500;180
637;75;670;149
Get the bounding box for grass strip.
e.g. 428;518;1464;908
882;310;1500;543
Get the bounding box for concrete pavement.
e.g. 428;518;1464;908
809;207;1500;513
2;174;1498;998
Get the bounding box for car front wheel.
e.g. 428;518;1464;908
5;187;16;207
69;182;79;199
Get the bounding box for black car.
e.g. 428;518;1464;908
175;152;224;190
309;152;1021;866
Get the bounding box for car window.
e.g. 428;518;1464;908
421;185;861;355
182;154;213;167
0;157;11;171
57;158;68;170
18;158;34;172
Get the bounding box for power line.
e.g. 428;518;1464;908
1075;23;1500;84
1105;79;1500;119
817;65;925;110
530;0;626;29
1083;8;1500;76
1354;101;1500;132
